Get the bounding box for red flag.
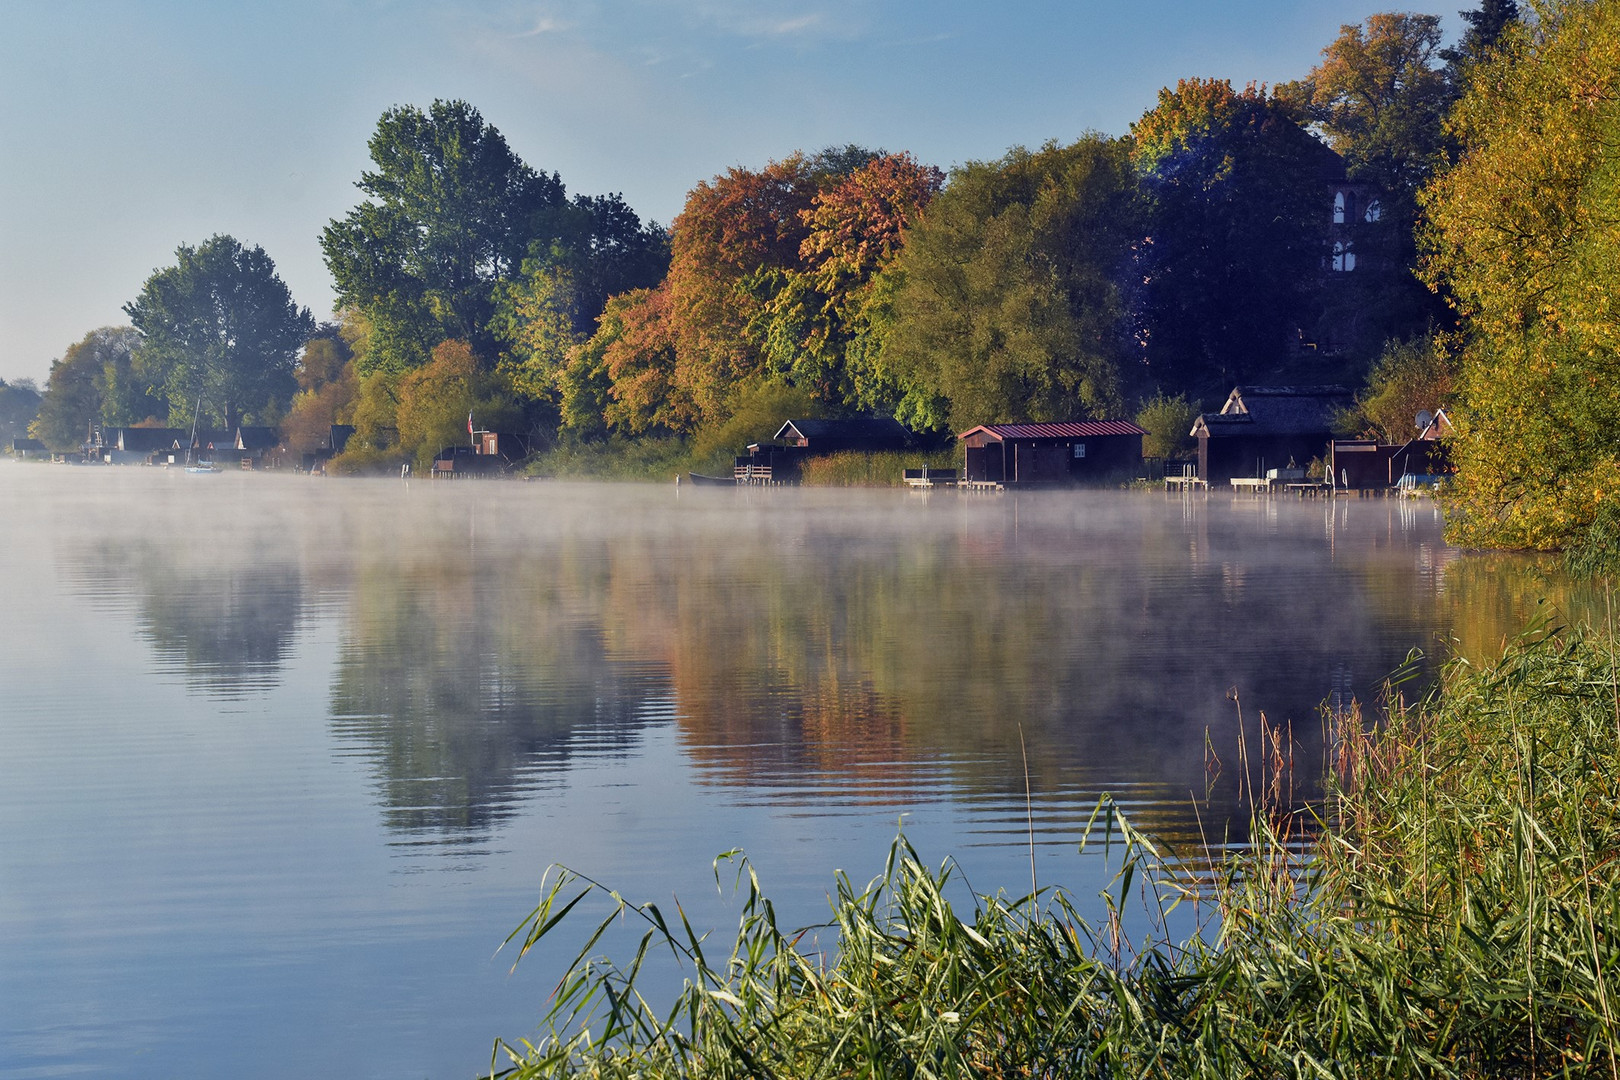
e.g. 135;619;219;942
467;411;474;436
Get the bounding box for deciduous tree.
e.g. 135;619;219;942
322;100;568;375
282;323;360;455
1130;80;1330;394
1419;0;1620;548
665;154;832;422
0;378;42;447
1284;16;1456;357
883;137;1135;433
748;152;943;412
1343;331;1456;442
30;326;148;449
394;339;521;471
567;286;693;438
123;236;313;433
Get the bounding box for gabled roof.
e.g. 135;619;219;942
773;417;911;443
235;426;280;451
958;420;1147;441
111;427;186;452
1193;386;1352;439
1418;407;1453;441
175;428;234;450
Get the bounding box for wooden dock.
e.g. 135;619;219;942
902;467;958;489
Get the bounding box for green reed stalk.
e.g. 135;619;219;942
490;621;1620;1079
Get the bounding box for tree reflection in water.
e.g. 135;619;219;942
60;481;1589;858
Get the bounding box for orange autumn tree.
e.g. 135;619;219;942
663;154;828;424
560;286;694;438
566;148;941;440
752;152;943;411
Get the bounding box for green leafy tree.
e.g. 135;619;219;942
30;326;150;450
324;101;668;383
0;378;42;446
882;137;1136;432
124;236;313;432
1135;394;1199;460
322;100;569;376
1419;0;1619;548
1342;331;1456;442
1130;80;1331;395
554;194;671;335
494;261;585;416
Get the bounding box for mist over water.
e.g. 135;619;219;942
0;465;1568;1078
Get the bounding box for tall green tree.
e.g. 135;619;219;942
323;101;667;382
1129;80;1331;395
124;236;313;433
882;136;1136;433
1419;0;1619;549
322;100;569;375
29;326;150;449
1440;0;1523;87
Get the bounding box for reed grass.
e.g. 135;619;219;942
490;620;1620;1079
796;449;959;488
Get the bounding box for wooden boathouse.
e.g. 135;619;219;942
1190;386;1351;487
957;421;1146;487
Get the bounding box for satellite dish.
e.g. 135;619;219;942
1415;410;1434;431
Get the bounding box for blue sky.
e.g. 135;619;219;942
1;0;1440;385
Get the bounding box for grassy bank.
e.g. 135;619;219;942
520;440;961;487
493;623;1620;1079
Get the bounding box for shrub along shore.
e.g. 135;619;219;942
491;620;1620;1079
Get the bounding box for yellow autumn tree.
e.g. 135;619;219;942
1420;0;1620;549
395;340;522;472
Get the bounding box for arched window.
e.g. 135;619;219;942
1332;242;1356;272
1333;190;1346;224
1364;198;1382;223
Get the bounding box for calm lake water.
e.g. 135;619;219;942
0;465;1570;1078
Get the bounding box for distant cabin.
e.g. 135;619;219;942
431;431;529;479
737;417;916;483
10;437;46;459
772;418;913;455
94;427;187;464
958;421;1147;487
1189;387;1351;486
1330;407;1453;489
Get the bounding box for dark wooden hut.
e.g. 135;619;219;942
1190;386;1351;486
1330;407;1453;489
957;421;1146;487
772;418;913;454
736;417;916;483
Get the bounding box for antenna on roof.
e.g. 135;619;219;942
1415;410;1434;431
